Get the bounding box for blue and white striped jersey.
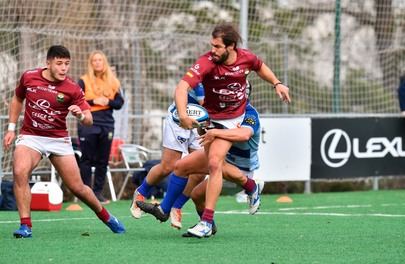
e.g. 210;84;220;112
169;83;205;113
187;82;204;104
225;104;260;172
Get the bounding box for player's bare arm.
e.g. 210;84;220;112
174;80;199;129
198;127;253;146
68;105;93;126
3;94;23;150
257;63;291;104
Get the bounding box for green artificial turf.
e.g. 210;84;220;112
0;190;404;264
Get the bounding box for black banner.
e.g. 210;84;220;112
311;117;405;179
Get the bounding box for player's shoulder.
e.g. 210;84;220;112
198;51;216;65
237;48;258;59
21;68;43;78
245;103;259;116
243;104;260;126
64;76;81;88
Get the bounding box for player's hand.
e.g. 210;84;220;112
68;105;83;118
179;116;199;130
93;96;109;106
275;84;291;104
198;129;217;146
3;131;15;151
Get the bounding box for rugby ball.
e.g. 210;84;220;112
172;103;209;125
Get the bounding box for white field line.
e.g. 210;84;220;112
216;210;405;218
1;203;405;224
278;203;405;211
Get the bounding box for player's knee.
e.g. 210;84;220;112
207;158;221;174
160;162;175;175
12;170;30;186
69;183;88;198
173;161;187;176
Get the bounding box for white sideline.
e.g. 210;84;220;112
216;210;405;218
1;205;405;224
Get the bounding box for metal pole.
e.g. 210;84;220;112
239;0;248;48
132;39;142;143
282;34;289;113
333;0;341;112
304;180;312;194
372;177;379;191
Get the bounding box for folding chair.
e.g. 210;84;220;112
116;144;151;200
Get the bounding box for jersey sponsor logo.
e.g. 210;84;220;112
27;87;37;93
213;83;245;102
225;68;245;76
28;99;61;116
56;93;65;103
33;99;50;109
320;128;405;168
244;117;256;126
32;120;55;129
190;64;201;75
213;75;225;80
29;85;58;94
227;83;241;90
32;111;55;122
177;136;186;144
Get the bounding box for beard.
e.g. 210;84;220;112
212;50;229;65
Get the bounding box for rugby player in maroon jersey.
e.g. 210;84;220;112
3;45;125;238
174;23;290;237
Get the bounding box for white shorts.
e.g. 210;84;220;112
211;114;245;129
15;135;74;157
162;115;201;154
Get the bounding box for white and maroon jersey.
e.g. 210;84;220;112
182;49;263;119
15;68;90;137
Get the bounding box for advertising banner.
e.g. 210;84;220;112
257;118;311;182
311;117;405;178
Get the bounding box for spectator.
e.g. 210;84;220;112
78;50;124;204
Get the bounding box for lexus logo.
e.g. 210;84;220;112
35;99;51;109
321;129;351;168
321;128;405;168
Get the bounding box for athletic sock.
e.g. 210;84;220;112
160;173;188;214
243;178;256;195
96;207;110;223
138;178;153;197
172;193;190;209
21;217;32;228
201;208;214;224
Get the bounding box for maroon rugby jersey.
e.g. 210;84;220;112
15;68;90;137
182;49;263;119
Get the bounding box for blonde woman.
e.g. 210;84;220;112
78;50;124;204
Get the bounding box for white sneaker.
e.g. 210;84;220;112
247;181;261;215
187;220;213;238
256;179;265;194
130;188;145;219
170;208;182;229
235;190;248;203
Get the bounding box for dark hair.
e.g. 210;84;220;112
46;45;70;60
212;23;242;49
